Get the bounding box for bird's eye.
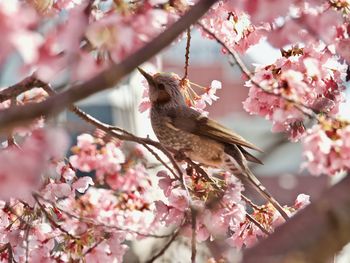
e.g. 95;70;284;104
157;83;165;90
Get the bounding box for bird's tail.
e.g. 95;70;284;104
224;150;289;221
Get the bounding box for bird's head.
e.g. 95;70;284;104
137;67;186;106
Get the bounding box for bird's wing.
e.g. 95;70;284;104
167;106;263;152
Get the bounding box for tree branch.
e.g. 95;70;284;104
243;175;350;263
0;74;42;103
33;193;78;240
146;228;181;263
0;0;218;132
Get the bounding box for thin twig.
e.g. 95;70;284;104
241;194;265;212
33;193;78;240
191;207;197;263
0;74;42;103
245;213;270;236
183;28;192;80
83;237;106;256
146;229;181;263
6;206;31;229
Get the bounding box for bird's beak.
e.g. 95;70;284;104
137;67;155;86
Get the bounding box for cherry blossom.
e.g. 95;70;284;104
0;1;41;65
227;193;310;249
200;2;266;53
302;119;350;176
85;6;170;63
0;128;69;201
243;44;347;140
72;176;94;193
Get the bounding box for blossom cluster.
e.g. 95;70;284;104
1;0;176;84
0;198;128;262
154;169;310;251
0;131;156;262
155;171;246;240
243;44;347;141
302;119;350;176
201;0;350;57
228;193;310;248
200;1;268;53
68;132;155;222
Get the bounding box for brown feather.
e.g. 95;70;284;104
237;145;263;164
167;106;263;152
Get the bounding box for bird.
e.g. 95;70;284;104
137;67;289;220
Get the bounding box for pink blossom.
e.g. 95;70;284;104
107;232;129;262
138;79;152;113
56;161;76;181
138;100;152;113
157;170;174;197
32;32;67;82
28;246;52;263
232;0;293;24
168;189;189;211
85;242;117;263
44;182;72;199
268;20;312;48
86;8;170;63
302;122;350;176
243;44;346;140
72;51;106;81
72;176;94;193
201;5;264;53
0;128;68;201
200;80;222;105
77;133;95;148
153;201;184;226
106;164;149;191
181;222;210;242
202;209;231;236
293;194;311;210
69;134;98;172
95;142;125;177
336;38;350;63
26;2;106;83
0;1;41;65
268;6;343;48
59;3;88;53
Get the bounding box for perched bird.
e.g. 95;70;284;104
138;68;289;220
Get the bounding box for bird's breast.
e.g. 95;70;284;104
150;111;225;167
